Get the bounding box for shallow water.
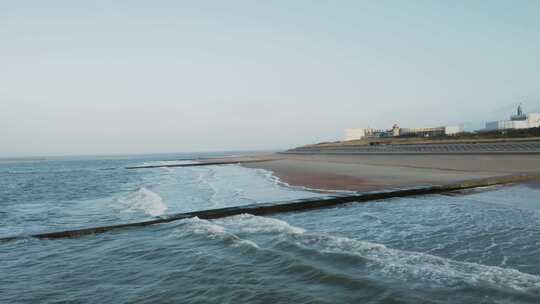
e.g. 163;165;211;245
1;153;540;303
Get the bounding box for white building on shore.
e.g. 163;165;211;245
344;124;463;141
484;105;540;131
344;125;399;141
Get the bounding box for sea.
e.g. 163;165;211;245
1;152;540;304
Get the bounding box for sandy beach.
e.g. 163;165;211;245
203;153;540;192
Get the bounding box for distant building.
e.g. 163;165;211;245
344;124;463;141
484;104;540;131
344;128;368;141
344;128;390;141
399;126;463;137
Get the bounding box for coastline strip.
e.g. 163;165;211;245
125;159;277;169
285;140;540;155
2;174;538;242
283;151;540;155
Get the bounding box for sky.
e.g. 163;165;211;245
1;0;539;157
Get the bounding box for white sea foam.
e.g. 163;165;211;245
218;214;306;235
183;217;226;237
179;217;259;249
162;167;175;173
209;214;540;292
291;231;540;292
194;168;220;206
113;187;168;217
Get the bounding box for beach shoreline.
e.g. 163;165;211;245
199;153;540;192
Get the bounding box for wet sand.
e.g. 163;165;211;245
204;154;540;192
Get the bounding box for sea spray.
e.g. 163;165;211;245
113;187;168;217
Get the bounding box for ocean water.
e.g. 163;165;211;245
1;153;540;303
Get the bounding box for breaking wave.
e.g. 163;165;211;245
188;214;540;293
292;234;540;292
112;187;168;217
177;217;260;249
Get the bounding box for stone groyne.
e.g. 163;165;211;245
1;174;538;243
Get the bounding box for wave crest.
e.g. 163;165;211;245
184;214;540;292
290;230;540;292
113;187;168;217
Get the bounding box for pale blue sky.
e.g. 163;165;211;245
1;1;539;156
